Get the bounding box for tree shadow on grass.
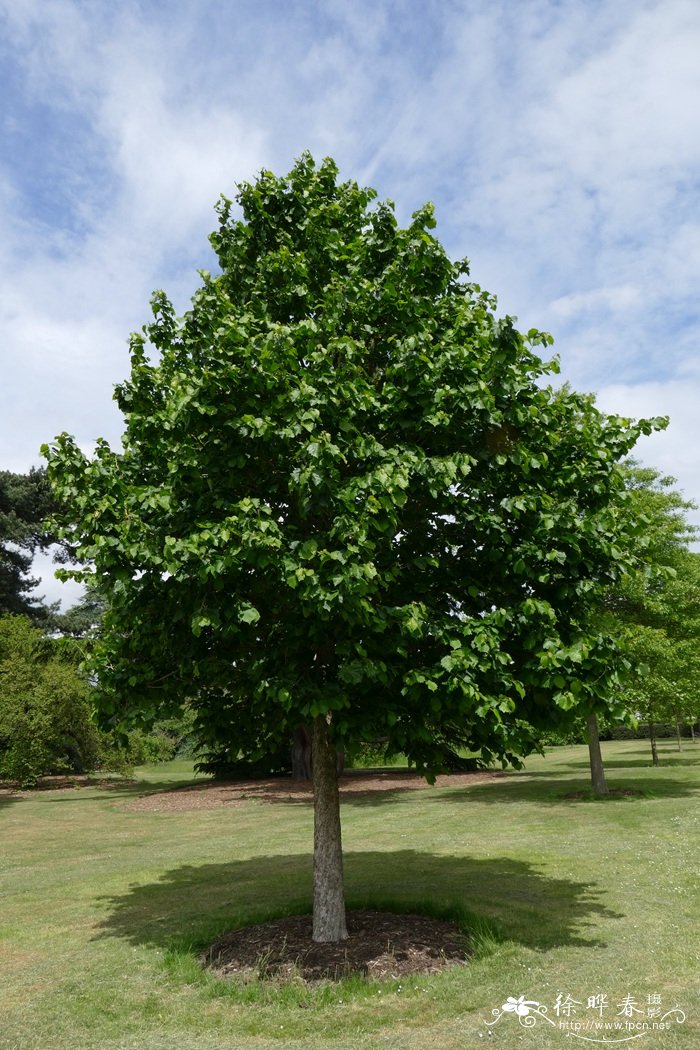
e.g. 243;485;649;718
7;777;212;806
553;756;698;771
27;766;698;813
93;849;620;955
435;774;700;805
12;786;163;806
0;773;486;811
111;770;514;811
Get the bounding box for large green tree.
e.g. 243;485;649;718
44;155;660;941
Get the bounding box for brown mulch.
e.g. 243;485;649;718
123;768;504;812
202;909;468;983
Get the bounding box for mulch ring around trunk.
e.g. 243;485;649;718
202;909;469;983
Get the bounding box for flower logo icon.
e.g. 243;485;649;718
501;995;542;1017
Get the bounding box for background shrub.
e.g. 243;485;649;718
0;615;100;786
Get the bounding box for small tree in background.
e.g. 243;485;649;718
0;468;57;620
600;465;699;768
44;155;661;941
616;558;700;765
0;615;100;787
50;586;106;639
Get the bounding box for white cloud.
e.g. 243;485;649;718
0;0;268;473
2;0;700;602
550;285;642;320
371;1;700;382
30;548;83;611
597;378;700;536
96;46;266;249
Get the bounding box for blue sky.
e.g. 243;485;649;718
2;0;699;606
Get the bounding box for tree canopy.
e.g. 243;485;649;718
43;154;663;938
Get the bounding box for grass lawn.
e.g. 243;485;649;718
1;739;698;1049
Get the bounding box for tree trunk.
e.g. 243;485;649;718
649;722;659;766
292;725;345;781
292;726;313;780
586;712;609;796
312;714;348;942
675;720;682;752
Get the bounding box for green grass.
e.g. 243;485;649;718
118;755;210;786
1;738;699;1049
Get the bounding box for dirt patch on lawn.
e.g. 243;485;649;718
203;909;468;983
123;768;505;812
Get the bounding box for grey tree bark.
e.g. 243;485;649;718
586;712;609;796
311;714;348;942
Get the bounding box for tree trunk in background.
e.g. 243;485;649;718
649;722;659;766
675;718;682;752
586;712;609;796
312;714;348;943
292;726;313;780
